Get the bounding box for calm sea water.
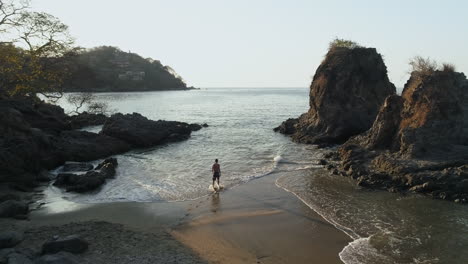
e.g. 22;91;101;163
49;88;468;264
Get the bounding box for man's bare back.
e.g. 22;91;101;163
212;159;221;186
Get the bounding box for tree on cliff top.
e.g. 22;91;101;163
0;0;74;99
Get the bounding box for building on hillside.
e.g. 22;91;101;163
118;71;145;81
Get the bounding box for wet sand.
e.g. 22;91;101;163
20;171;350;263
172;172;351;264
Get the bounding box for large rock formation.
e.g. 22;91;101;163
275;46;396;146
101;113;202;148
54;158;118;193
330;70;468;202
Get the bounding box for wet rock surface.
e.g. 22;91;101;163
275;46;395;146
53;159;117;193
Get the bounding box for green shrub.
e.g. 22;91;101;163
328;38;361;50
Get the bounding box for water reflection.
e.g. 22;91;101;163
211;193;221;213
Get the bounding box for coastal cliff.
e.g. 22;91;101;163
330;69;468;202
275;44;395;146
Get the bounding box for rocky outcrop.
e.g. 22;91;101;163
0;97;204;189
101;113;201;148
53;159;117;193
42;235;88;254
275;46;395;146
0;98;129;186
330;70;468;202
68;112;108;129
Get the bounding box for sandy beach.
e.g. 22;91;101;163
3;170;351;264
172;172;351;264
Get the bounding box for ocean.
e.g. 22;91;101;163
48;88;468;264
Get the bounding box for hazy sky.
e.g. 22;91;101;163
32;0;467;88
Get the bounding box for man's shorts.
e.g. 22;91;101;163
212;172;220;181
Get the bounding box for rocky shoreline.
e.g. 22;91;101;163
276;44;468;203
0;221;206;264
0;95;206;219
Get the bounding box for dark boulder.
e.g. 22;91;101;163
54;159;117;193
41;235;88;255
6;252;32;264
188;123;203;131
95;158;117;170
0;200;29;218
276;46;395;145
0;231;24;248
101;113;199;148
60;163;94;173
35;252;82;264
55;130;131;163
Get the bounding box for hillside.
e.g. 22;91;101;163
63;46;192;92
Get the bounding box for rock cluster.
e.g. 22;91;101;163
275;47;395;146
326;70;468;202
0;230;87;264
277;43;468;202
54;158;118;193
0;96;206;216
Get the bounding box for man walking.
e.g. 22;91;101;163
212;159;221;187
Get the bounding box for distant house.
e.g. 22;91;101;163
118;71;145;81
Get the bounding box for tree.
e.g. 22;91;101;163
66;92;95;114
66;92;112;115
0;0;29;35
0;0;74;98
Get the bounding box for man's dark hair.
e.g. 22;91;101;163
215;159;218;163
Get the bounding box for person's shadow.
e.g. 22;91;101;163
210;192;221;213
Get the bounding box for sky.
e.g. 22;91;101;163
32;0;468;88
